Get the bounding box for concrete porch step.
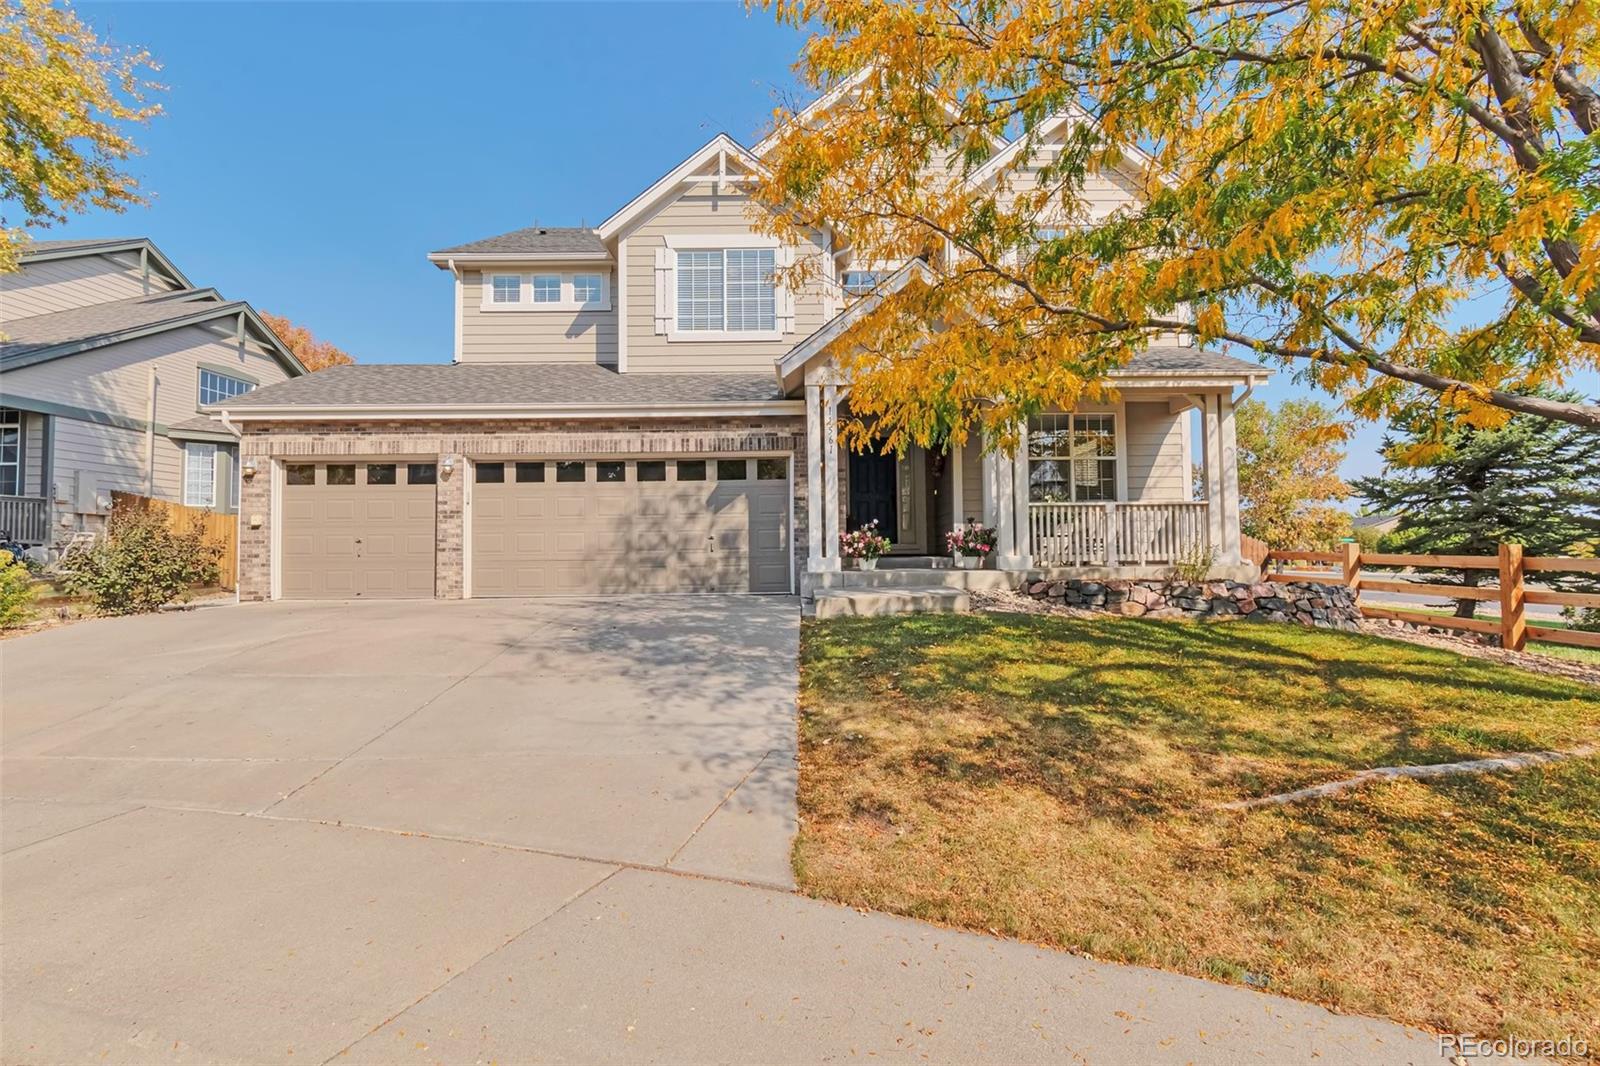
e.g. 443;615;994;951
810;568;1020;591
809;587;972;619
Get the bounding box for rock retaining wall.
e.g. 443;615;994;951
1021;578;1362;631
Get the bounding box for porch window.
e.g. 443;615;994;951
184;442;217;507
0;408;19;496
1028;413;1118;502
676;248;774;332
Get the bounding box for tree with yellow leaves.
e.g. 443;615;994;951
258;311;355;373
0;0;162;272
752;0;1600;455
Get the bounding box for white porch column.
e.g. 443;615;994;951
805;383;826;572
949;438;965;531
1218;391;1243;565
1011;424;1031;564
822;382;841;568
1201;394;1224;555
979;431;998;528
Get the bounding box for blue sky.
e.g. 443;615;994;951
38;2;1593;485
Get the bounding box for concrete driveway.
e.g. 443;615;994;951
2;597;1438;1064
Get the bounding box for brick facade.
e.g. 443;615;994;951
235;416;809;601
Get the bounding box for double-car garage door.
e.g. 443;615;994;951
280;456;790;598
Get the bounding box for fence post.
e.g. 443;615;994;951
1499;542;1527;651
1341;542;1361;600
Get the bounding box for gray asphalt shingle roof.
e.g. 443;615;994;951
0;291;227;364
1116;346;1267;376
430;226;609;258
225;363;787;408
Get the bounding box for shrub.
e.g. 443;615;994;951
62;503;223;615
1168;541;1220;585
0;549;38;629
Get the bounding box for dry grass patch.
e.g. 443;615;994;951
796;613;1600;1047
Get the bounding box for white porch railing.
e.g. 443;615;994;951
1028;501;1211;567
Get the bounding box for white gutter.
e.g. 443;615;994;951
215;408;242;438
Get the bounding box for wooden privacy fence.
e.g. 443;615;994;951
110;492;238;591
1263;544;1600;653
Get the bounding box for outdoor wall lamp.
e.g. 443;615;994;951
240;459;258;480
441;456;456;480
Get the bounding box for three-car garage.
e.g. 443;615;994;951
277;454;793;599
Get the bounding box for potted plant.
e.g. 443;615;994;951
946;520;997;569
840;520;892;570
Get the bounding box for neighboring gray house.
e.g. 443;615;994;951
0;238;306;547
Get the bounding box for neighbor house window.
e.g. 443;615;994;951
1027;413;1118;502
0;408;19;496
198;369;252;406
572;274;603;305
676;248;774;332
491;274;522;304
183;443;216;507
531;275;562;303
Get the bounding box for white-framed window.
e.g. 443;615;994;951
572;274;603;305
198;369;253;406
1028;413;1119;502
531;274;562;303
490;274;522;304
0;408;20;496
184;442;217;508
841;270;884;297
676;248;774;333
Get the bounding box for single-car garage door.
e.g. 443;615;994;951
471;456;790;595
281;461;437;599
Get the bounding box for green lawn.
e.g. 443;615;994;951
797;612;1600;1047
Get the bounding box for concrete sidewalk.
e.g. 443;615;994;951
1;598;1440;1064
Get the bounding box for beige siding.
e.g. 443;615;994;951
2;323;292;432
1124;401;1189;501
458;270;618;364
624;190;830;373
992;150;1146;224
47;415;185;504
1;253;177;321
959;437;983;524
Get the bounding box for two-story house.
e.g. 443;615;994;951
220;100;1265;603
0;239;305;550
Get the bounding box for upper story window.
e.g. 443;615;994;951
531;274;562;303
199;368;253;406
841;270;884;298
481;271;608;311
491;274;522;304
676;248;774;333
1027;413;1119;502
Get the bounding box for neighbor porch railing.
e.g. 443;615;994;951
0;495;49;546
1029;501;1211;567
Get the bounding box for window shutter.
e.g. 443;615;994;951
653;248;673;334
775;246;796;334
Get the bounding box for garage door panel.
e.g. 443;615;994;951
281;464;436;600
471;456;791;596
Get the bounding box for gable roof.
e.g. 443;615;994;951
0;289;307;376
594;133;766;241
19;236;193;290
963;105;1164;193
220;362;793;419
427;226;609;266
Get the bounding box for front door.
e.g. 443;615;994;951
848;450;897;536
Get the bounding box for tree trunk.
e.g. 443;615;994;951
1454;569;1480;618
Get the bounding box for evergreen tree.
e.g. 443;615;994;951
1354;395;1600;618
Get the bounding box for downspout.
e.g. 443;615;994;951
145;366;157;496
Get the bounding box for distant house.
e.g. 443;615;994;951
1352;513;1401;536
0;238;305;548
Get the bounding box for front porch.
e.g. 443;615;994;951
800;377;1260;596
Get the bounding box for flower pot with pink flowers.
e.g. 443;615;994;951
945;520;997;569
840;520;892;570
